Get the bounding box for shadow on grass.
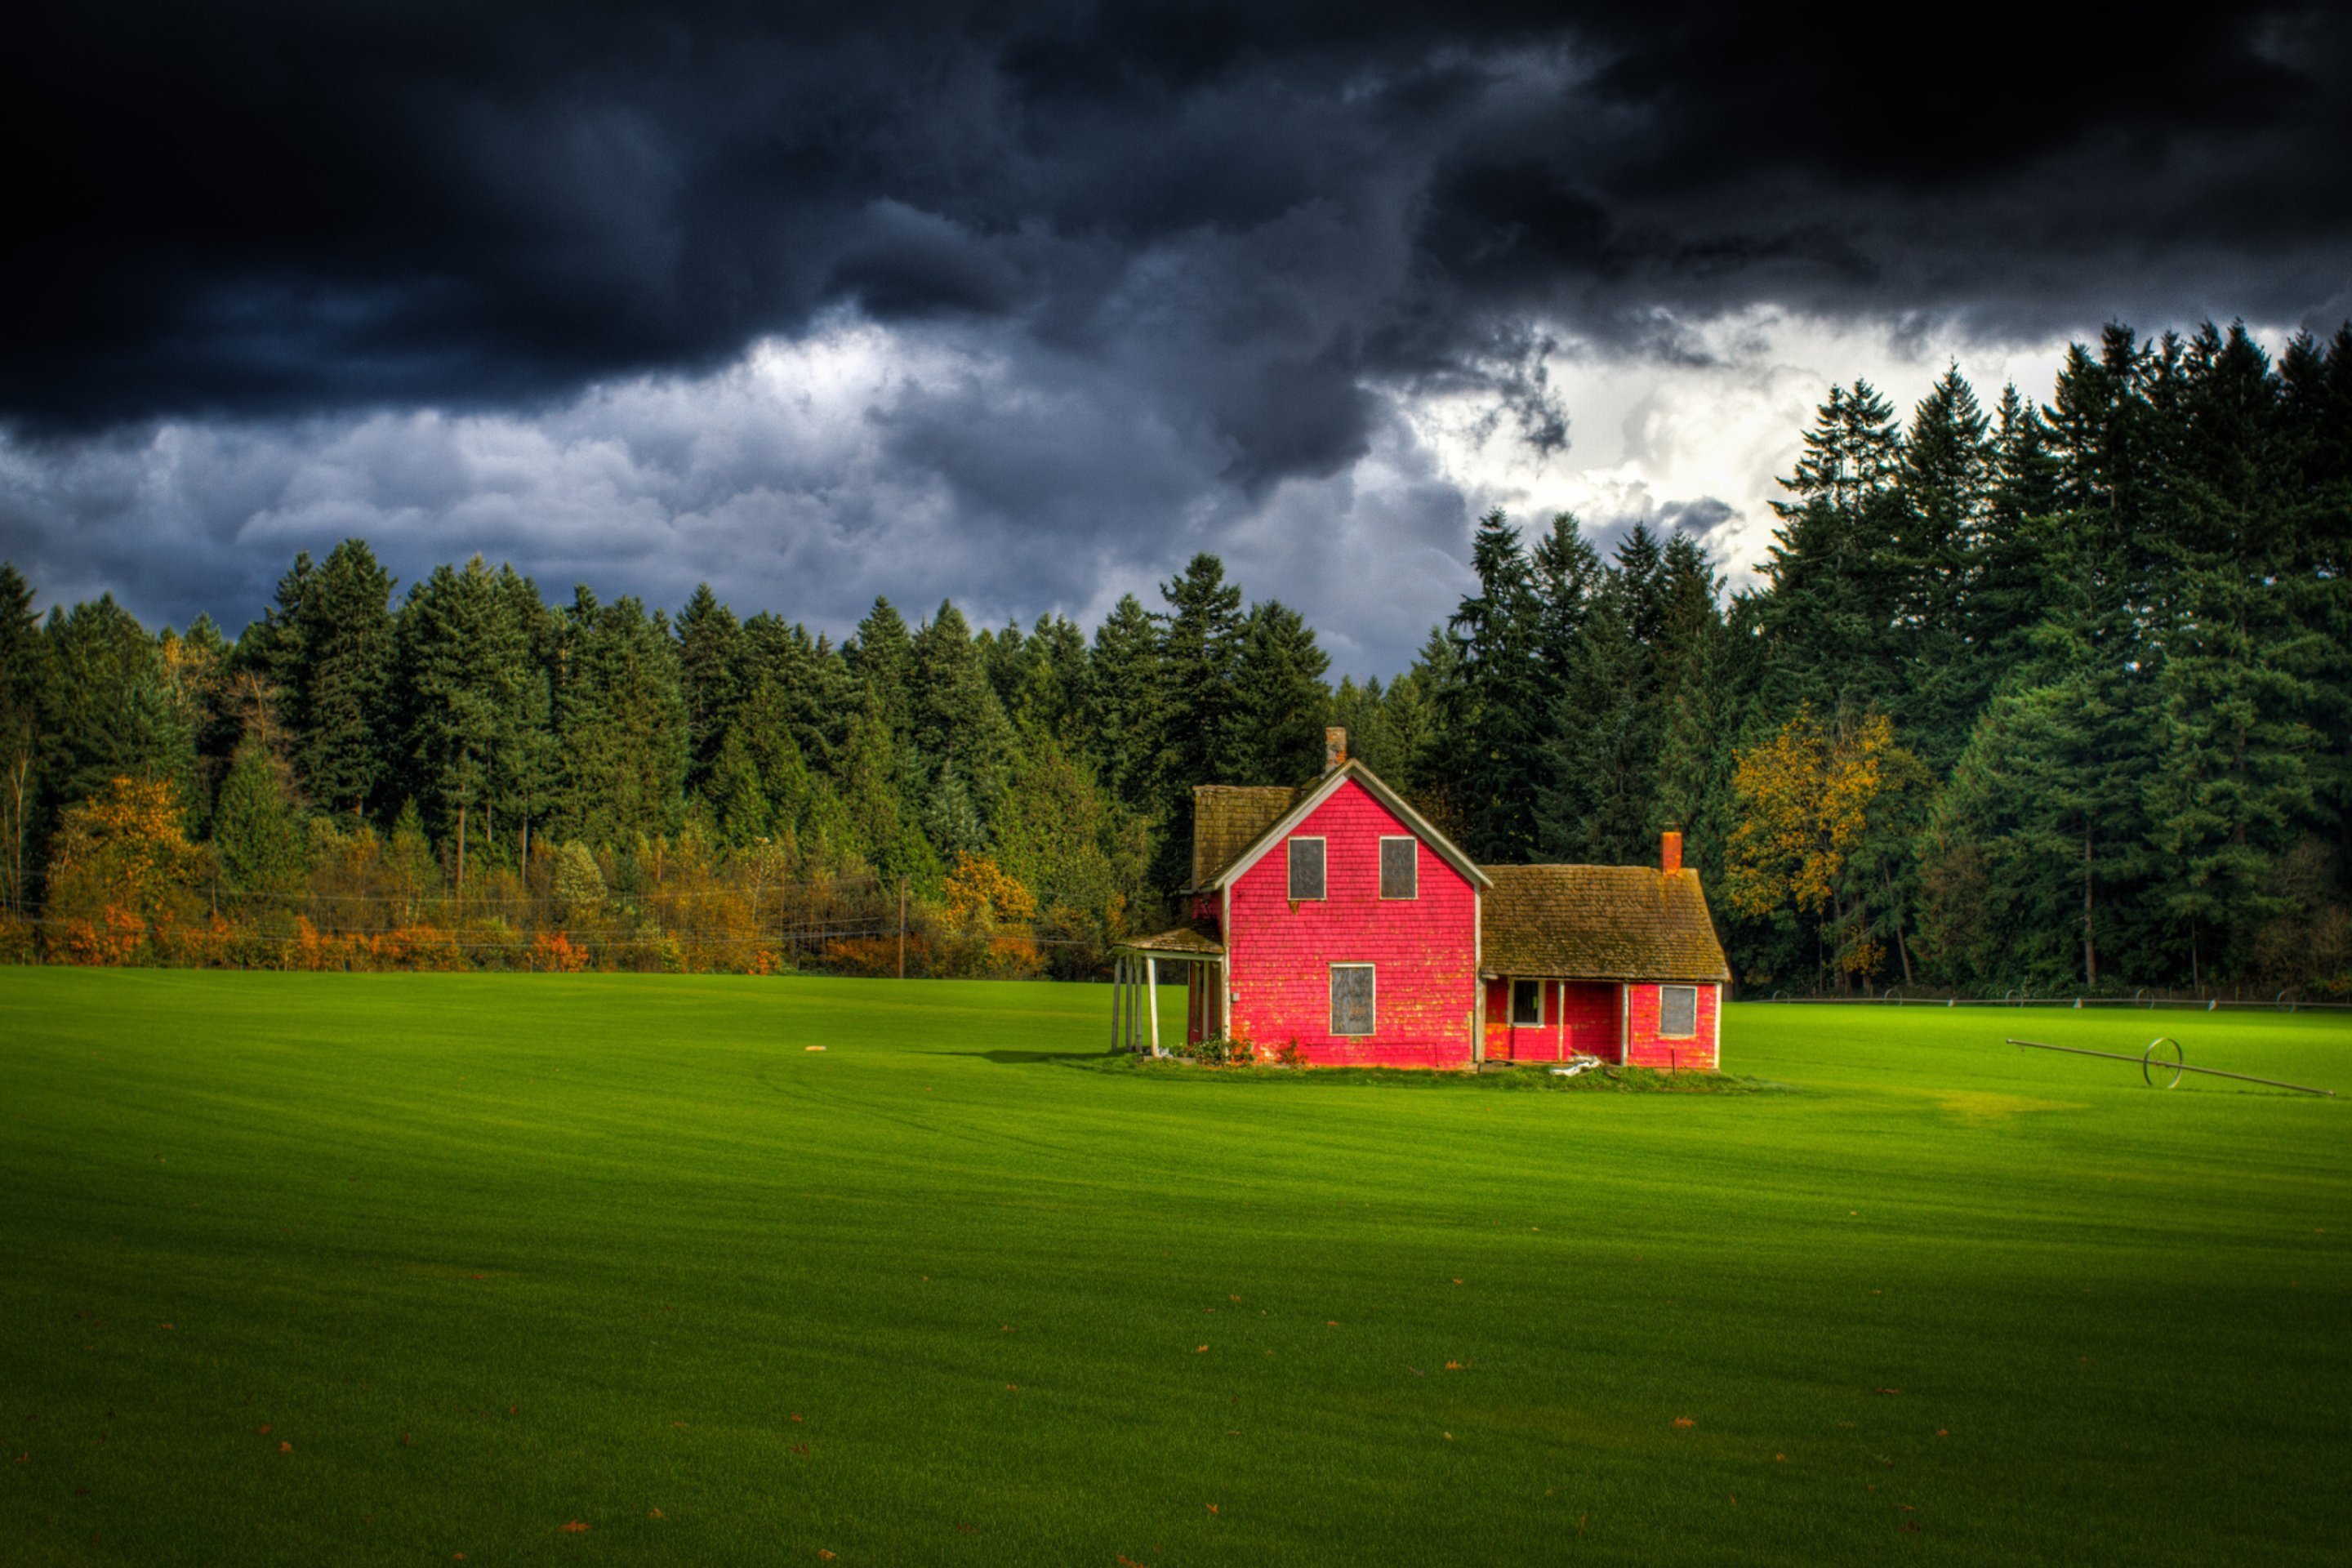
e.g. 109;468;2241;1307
1057;1054;1790;1092
929;1048;1113;1065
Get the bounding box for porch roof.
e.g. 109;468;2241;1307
1114;927;1227;957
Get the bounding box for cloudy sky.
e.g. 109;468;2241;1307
5;2;2349;674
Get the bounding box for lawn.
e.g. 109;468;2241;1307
0;971;2345;1566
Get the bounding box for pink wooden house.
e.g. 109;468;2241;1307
1109;729;1729;1070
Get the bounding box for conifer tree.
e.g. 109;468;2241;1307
908;600;1016;830
1443;511;1544;862
390;559;542;885
844;598;915;742
256;540;395;818
1228;599;1330;786
0;564;50;912
212;735;308;902
40;595;193;826
1082;595;1164;813
675;584;744;797
551;588;689;850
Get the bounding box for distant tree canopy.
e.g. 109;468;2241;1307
0;318;2345;993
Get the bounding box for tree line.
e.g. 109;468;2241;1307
1;318;2345;994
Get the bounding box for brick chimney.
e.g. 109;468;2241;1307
1325;726;1348;771
1661;829;1682;875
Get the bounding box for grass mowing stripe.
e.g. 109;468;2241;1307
1;969;2345;1566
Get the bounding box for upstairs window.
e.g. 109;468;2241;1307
1659;985;1699;1038
1288;837;1325;901
1511;979;1544;1026
1379;836;1418;899
1330;964;1376;1036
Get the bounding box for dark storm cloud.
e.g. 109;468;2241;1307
11;1;2349;430
3;2;2348;668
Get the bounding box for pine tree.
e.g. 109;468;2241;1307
1443;511;1544;862
908;600;1017;831
40;595;193;826
1756;382;1907;719
1530;512;1604;697
1228;599;1330;786
0;564;51;913
675;584;745;799
389;559;543;886
1969;385;2061;683
844;598;915;742
1081;595;1164;814
1891;369;1993;769
256;540;395;818
1156;555;1245;780
212;735;308;903
551;588;689;851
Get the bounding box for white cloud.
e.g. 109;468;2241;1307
1401;306;2081;587
5;306;2301;675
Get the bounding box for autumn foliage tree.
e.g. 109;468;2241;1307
1725;709;1927;985
43;776;207;963
936;852;1041;978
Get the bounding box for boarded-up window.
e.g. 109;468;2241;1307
1511;979;1544;1026
1330;964;1375;1035
1288;837;1325;900
1379;836;1417;899
1659;985;1698;1038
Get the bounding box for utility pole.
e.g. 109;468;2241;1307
897;875;908;979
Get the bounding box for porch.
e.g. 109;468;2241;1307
1481;976;1624;1064
1109;928;1226;1056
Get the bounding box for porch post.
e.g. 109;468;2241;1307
1111;955;1123;1050
1472;972;1486;1066
1146;955;1160;1056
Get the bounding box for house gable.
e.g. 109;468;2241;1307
1210;760;1489;894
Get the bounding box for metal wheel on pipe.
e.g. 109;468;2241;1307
2007;1036;2334;1096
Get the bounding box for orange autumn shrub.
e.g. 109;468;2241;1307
371;924;466;971
532;931;591;972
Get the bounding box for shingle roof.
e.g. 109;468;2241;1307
1190;785;1300;888
1116;927;1227;956
1479;864;1731;983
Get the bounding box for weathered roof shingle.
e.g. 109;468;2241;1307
1479;864;1731;982
1116;927;1227;956
1190;785;1301;888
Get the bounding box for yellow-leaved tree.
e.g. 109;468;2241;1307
1725;708;1927;985
937;853;1040;978
44;777;208;964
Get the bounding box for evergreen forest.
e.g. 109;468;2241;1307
1;321;2345;996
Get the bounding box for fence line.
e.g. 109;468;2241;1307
1748;989;2347;1013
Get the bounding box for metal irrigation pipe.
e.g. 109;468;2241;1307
2007;1036;2335;1097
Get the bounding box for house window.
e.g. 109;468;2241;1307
1379;836;1418;899
1288;837;1325;900
1330;964;1375;1036
1510;979;1544;1026
1659;985;1699;1038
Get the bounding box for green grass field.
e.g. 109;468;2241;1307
2;972;2345;1566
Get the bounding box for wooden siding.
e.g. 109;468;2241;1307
1624;982;1721;1071
1227;777;1477;1068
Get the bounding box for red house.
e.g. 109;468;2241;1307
1109;729;1730;1070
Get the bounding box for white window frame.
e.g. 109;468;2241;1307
1330;963;1376;1036
1510;978;1544;1027
1378;835;1419;900
1287;836;1326;901
1659;984;1699;1039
